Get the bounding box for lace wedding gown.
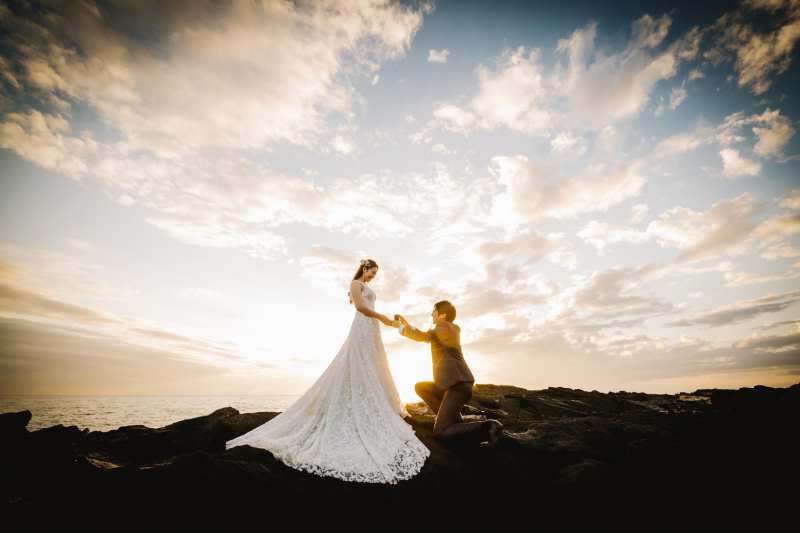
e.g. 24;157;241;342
225;281;430;484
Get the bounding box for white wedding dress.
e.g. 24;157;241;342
225;281;430;484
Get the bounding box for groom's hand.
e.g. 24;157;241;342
397;315;410;327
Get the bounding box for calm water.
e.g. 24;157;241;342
0;396;300;433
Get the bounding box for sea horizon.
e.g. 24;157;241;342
0;395;301;433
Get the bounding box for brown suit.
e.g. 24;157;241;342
401;321;487;443
401;321;474;390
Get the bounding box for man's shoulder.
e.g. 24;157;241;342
435;321;459;332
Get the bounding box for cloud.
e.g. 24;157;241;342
0;0;425;151
0;246;254;381
428;15;702;137
647;193;767;263
653;108;795;160
489;156;646;226
300;244;410;303
331;135;355;155
669;289;800;328
63;238;94;252
0;0;429;258
720;148;762;177
568;263;673;315
752;109;796;156
723;261;800;286
578;221;650;253
556;16;702;128
0;111;89;179
761;242;800;259
579;191;800;263
669;84;687;109
549;132;586;155
428;49;450;63
778;189;800;209
431;143;455;154
433;47;551;136
705;0;800;94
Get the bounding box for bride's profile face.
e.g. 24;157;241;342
363;266;378;282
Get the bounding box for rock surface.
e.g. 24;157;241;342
2;383;798;529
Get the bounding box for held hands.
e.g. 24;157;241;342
396;315;410;328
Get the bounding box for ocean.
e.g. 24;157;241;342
0;395;300;433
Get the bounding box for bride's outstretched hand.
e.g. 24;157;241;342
378;315;392;326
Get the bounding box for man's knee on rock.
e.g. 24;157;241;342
414;382;427;396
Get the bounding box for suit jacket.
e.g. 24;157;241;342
401;321;475;390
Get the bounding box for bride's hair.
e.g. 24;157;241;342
348;259;379;303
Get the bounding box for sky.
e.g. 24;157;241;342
0;0;799;402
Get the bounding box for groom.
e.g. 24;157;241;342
395;301;503;447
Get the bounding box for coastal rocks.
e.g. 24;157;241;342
0;411;31;439
74;407;278;469
2;383;798;529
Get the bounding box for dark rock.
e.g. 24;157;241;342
2;382;798;529
0;411;31;439
74;407;278;468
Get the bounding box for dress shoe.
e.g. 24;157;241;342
456;413;465;423
483;420;503;447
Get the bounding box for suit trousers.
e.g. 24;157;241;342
414;381;487;443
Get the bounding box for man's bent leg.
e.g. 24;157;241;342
432;381;486;443
415;381;445;415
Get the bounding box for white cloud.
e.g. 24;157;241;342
431;143;455;155
1;0;426;153
550;132;586;155
752;108;796;156
631;204;650;223
428;49;450;63
0;1;435;259
300;245;410;303
705;0;800;94
427;14;703;138
490;156;646;226
670;290;800;327
688;67;705;80
63;238;94;252
332;135;355;155
761;242;800;260
778;189;800;209
720;148;761;177
669;84;687;109
372;75;380;86
723;262;800;286
0;111;89;179
578;221;650;254
578;191;800;264
652;107;794;160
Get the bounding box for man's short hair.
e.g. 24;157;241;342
434;300;456;322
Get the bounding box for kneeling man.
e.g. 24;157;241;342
396;300;503;446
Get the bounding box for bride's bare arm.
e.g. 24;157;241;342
350;280;391;325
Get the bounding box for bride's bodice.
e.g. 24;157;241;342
358;282;376;311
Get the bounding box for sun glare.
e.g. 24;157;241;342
387;350;433;405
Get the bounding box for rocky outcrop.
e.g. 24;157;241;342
2;383;798;529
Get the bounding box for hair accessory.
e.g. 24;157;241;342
360;259;368;266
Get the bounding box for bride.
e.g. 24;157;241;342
226;259;430;484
